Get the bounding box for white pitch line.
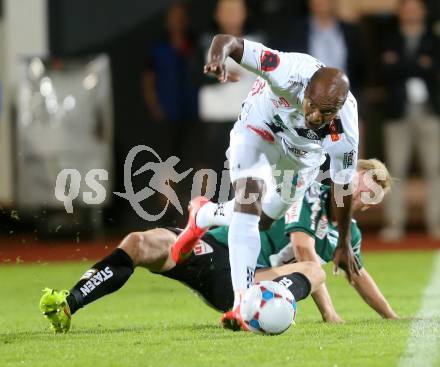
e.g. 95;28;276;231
399;250;440;367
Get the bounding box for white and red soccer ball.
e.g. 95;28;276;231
240;280;297;335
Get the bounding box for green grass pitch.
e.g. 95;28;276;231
1;251;439;367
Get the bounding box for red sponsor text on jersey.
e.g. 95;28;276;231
329;120;340;142
246;125;275;143
251;77;266;96
271;96;291;108
194;244;203;255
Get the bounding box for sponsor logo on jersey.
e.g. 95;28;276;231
328;120;340;142
285;200;303;223
79;266;114;297
316;215;329;240
343;150;356;168
296;176;306;189
294;119;344;141
287;80;305;90
246;125;275;143
264;114;286;134
290;147;308;158
294;128;320;141
193;241;214;256
271;97;291;108
251;77;266;96
260;50;280;72
280;138;308;158
306;130;319;140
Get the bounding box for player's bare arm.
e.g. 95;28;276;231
349;269;398;319
291;231;344;323
204;34;244;83
332;183;359;282
303;70;360;282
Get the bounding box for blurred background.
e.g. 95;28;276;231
0;0;440;254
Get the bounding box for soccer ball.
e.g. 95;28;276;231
240;280;297;335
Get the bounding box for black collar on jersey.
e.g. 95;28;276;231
294;119;344;141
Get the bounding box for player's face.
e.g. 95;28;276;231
302;97;339;130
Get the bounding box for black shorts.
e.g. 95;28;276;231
158;228;233;312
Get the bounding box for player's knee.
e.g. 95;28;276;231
313;263;326;287
118;231;150;266
258;212;274;231
316;264;326;283
302;261;326;288
233;178;265;216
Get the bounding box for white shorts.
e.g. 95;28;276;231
226;121;320;217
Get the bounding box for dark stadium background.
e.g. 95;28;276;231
1;0;439;243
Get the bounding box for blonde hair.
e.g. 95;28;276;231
357;159;392;192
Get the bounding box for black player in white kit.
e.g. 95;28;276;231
172;34;360;329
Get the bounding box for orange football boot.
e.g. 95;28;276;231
221;304;248;332
171;196;210;263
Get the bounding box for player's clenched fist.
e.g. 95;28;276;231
203;34;243;83
204;61;240;83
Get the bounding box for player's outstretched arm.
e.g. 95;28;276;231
291;232;344;323
349;268;398;319
204;34;244;83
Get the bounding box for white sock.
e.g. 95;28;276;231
196;200;235;228
262;186;291;220
228;212;261;307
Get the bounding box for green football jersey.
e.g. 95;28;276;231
206;182;363;269
283;182;363;268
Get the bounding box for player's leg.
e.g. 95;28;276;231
66;228;176;313
194;197;275;230
225;124;282;306
159;234;235;313
195;164;320;232
40;228;177;332
119;228;176;272
221;261;325;331
172;122;279;263
255;261;325;302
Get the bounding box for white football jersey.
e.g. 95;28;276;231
238;39;359;184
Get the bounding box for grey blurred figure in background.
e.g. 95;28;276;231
380;0;440;241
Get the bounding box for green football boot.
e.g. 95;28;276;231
39;288;72;333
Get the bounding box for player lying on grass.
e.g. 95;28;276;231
272;158;398;322
40;228;325;333
40;160;395;333
205;159;397;324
